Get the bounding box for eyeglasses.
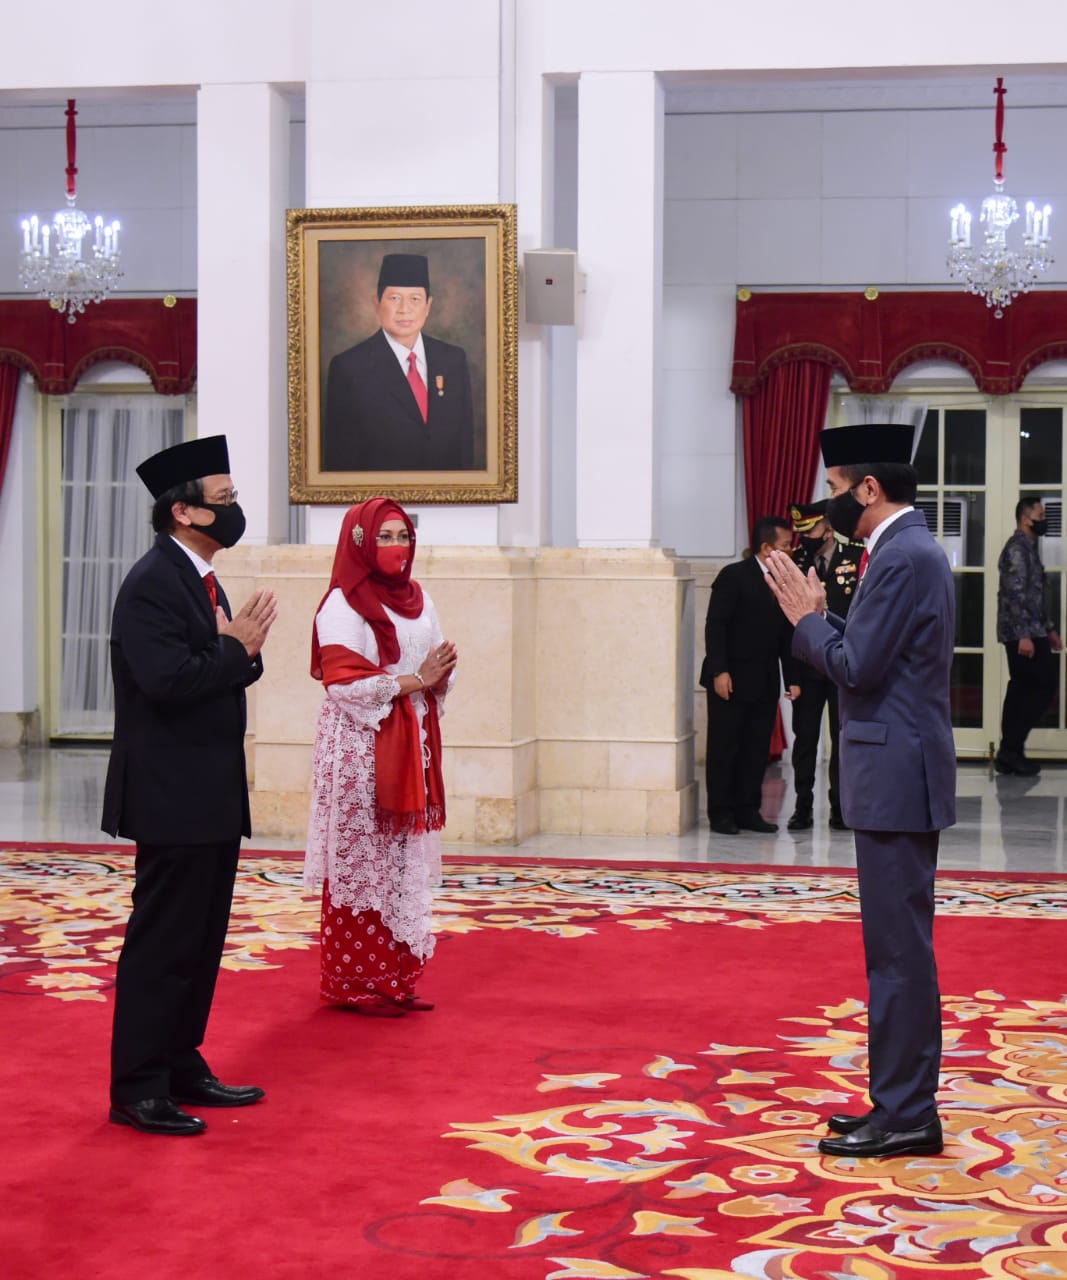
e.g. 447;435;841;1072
204;488;239;506
376;530;412;545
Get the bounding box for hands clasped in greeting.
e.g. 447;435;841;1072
764;550;827;627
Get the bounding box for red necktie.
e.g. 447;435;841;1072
407;351;428;423
203;571;218;609
858;549;870;579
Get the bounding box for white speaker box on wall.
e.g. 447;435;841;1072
524;249;578;325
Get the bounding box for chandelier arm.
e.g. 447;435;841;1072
65;99;78;200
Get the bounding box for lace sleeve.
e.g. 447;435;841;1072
316;588;401;730
423;592;456;711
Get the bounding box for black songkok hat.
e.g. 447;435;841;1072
819;423;915;467
377;253;431;295
790;500;828;533
135;435;231;499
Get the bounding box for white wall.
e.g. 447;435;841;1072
658;97;1067;557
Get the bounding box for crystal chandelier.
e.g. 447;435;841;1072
18;99;122;323
947;77;1053;318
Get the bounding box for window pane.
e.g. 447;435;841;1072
1047;572;1062;634
912;410;938;485
1019;407;1063;485
938;493;985;569
954;574;983;647
1037;658;1062;730
950;653;982;728
944;410;986;485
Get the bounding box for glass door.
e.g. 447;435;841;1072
911;402;1001;757
833;390;1067;761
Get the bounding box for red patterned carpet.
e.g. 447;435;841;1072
3;844;1067;1279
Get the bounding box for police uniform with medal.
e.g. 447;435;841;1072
788;500;864;831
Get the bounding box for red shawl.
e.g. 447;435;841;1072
319;645;446;836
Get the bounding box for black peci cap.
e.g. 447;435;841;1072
135;435;231;499
819;423;915;467
377;253;430;295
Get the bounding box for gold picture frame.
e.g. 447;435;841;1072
287;204;518;504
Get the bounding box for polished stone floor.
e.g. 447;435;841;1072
3;745;1065;874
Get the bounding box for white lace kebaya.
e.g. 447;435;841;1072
303;587;453;960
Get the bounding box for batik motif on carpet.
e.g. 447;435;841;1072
2;846;1066;1280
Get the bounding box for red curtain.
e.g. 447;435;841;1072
741;359;832;760
742;359;832;536
0;364;20;501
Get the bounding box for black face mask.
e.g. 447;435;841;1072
825;488;866;540
1031;518;1049;537
191;502;246;549
798;535;825;558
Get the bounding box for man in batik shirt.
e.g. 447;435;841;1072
995;495;1062;775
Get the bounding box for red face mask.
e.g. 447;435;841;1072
377;545;409;577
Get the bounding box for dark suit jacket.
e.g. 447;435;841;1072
700;555;799;702
323;329;476;472
793;510;956;832
101;534;264;845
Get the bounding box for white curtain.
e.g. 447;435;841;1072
842;394;928;428
58;396;184;736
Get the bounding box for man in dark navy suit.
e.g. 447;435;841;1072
767;423;955;1161
322;252;476;472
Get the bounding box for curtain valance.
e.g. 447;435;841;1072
730;290;1067;397
0;298;196;394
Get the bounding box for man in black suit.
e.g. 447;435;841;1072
701;516;801;835
103;435;278;1136
322;252;476;472
787;501;864;832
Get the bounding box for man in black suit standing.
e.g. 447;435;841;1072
103;435;278;1136
701;516;801;835
322;252;476;472
787;501;864;832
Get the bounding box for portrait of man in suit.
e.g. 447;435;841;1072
321;250;481;474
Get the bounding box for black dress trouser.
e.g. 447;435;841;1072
706;687;778;820
790;676;842;815
1000;637;1058;753
110;840;241;1104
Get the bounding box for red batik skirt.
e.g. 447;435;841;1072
320;883;426;1008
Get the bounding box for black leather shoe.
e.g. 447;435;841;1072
737;814;778;833
818;1118;943;1158
109;1097;206;1136
709;815;740;835
827;1111;870;1134
828;813;851;831
172;1077;265;1108
994;750;1040;776
787;809;813;831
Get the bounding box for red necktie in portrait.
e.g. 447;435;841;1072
407;351;429;423
203;571;218;609
859;549;870;579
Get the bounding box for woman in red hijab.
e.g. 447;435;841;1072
303;498;457;1016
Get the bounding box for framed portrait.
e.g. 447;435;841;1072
287;204;518;504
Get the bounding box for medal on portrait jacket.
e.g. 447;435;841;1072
435;375;445;397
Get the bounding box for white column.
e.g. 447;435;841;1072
576;71;663;547
302;0;505;549
197;83;290;544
